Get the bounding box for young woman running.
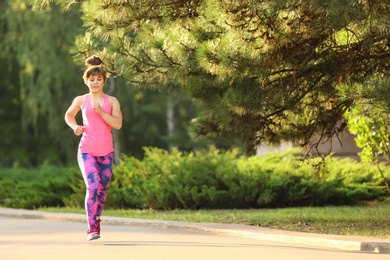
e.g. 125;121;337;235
65;56;122;241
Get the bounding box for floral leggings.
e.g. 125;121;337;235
77;151;113;227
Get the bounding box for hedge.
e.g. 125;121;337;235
1;147;389;210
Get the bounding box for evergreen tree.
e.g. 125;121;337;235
33;0;390;154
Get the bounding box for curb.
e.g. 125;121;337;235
1;208;390;254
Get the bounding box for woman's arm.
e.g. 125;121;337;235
64;96;85;136
92;96;123;130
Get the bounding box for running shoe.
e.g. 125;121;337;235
96;218;101;235
87;223;100;241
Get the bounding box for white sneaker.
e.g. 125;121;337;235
87;232;100;241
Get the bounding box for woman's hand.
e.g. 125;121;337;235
92;101;103;115
73;125;85;136
65;96;85;136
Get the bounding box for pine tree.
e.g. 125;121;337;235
34;0;390;154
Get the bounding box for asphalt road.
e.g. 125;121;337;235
0;215;388;260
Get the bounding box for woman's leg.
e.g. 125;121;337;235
77;151;99;227
96;153;113;219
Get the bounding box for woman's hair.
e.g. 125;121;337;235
83;55;107;83
85;55;103;67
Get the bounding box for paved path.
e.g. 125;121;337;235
0;208;390;259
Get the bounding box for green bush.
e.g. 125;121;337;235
0;166;78;209
1;147;389;210
104;147;389;210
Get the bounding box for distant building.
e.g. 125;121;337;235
256;130;362;161
304;130;361;160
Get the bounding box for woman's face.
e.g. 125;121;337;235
86;74;105;93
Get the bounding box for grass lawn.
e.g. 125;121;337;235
40;198;390;239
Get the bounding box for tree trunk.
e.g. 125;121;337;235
108;77;121;164
167;96;175;153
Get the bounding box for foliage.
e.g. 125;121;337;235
341;75;390;189
117;87;198;159
0;0;84;166
73;148;390;210
342;77;390;163
0;0;200;166
0;166;78;209
1;148;389;210
346;107;390;163
0;8;24;167
33;0;390;154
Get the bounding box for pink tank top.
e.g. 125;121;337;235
79;94;114;156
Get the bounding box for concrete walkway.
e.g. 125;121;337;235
1;207;389;254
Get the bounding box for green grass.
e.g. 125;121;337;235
39;198;390;239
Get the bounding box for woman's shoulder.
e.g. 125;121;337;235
73;94;88;106
106;94;120;104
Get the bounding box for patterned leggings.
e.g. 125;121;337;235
77;151;113;227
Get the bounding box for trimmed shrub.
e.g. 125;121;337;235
1;147;389;210
0;166;78;209
104;147;389;209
